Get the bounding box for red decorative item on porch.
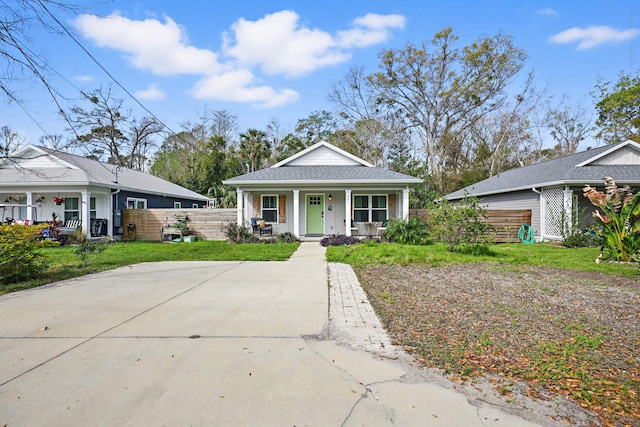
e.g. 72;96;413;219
53;197;65;205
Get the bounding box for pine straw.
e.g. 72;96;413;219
356;263;640;427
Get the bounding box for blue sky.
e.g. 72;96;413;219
4;0;639;147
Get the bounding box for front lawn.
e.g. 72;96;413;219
328;242;639;426
327;241;639;276
1;240;299;296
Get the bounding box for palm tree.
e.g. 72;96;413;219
239;129;270;172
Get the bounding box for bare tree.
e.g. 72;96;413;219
545;94;593;155
0;125;25;154
67;85;164;170
367;27;527;193
330;66;408;167
1;1;79;107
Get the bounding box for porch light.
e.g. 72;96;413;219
328;194;333;202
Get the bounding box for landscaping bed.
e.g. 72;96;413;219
356;263;639;426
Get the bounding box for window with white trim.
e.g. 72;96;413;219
192;203;199;208
65;197;97;221
353;195;387;222
126;197;147;209
174;202;182;209
90;197;97;219
261;195;278;223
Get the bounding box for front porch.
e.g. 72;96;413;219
0;190;113;237
235;188;410;238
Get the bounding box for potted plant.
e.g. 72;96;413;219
53;197;65;205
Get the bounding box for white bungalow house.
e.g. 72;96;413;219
223;141;422;237
445;140;640;241
1;145;210;237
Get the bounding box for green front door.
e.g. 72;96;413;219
306;195;324;235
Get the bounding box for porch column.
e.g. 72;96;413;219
402;188;410;220
563;186;573;235
293;189;300;237
26;192;33;222
244;191;251;225
345;189;352;236
236;189;243;225
81;190;90;236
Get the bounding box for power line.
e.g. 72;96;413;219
34;0;182;139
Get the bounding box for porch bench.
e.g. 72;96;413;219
58;219;81;234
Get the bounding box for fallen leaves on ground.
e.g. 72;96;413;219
356;263;639;427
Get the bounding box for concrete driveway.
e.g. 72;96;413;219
0;243;548;426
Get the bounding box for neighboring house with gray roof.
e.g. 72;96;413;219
223;141;421;237
1;145;210;237
445;140;640;241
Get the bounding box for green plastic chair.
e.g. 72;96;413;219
518;224;535;244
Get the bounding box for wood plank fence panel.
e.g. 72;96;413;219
122;209;236;241
409;209;532;243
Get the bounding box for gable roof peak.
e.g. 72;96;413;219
271;140;374;168
575;139;640;167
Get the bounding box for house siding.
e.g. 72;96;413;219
286;145;362;166
478;190;541;239
115;190;207;210
592;147;640;165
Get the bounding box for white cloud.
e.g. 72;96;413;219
73;13;220;75
536;8;558;16
73;10;404;106
337;14;406;48
223;11;405;77
135;84;166;100
549;25;640;49
192;70;299;108
72;75;95;82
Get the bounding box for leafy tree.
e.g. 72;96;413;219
294;110;336;146
367;27;527;193
428;196;493;252
593;72;640;143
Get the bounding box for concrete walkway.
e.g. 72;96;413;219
0;242;555;426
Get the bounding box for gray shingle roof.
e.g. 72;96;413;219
223;165;422;186
446;141;640;200
2;146;209;201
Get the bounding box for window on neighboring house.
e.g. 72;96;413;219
174;202;182;209
64;197;79;222
126;197;147;209
261;195;278;223
192;203;199;208
64;197;97;222
353;195;387;222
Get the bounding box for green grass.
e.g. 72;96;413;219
326;242;639;276
1;240;299;296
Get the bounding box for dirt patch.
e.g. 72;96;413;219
355;263;640;427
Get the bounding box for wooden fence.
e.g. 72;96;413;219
122;208;236;241
409;209;532;243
